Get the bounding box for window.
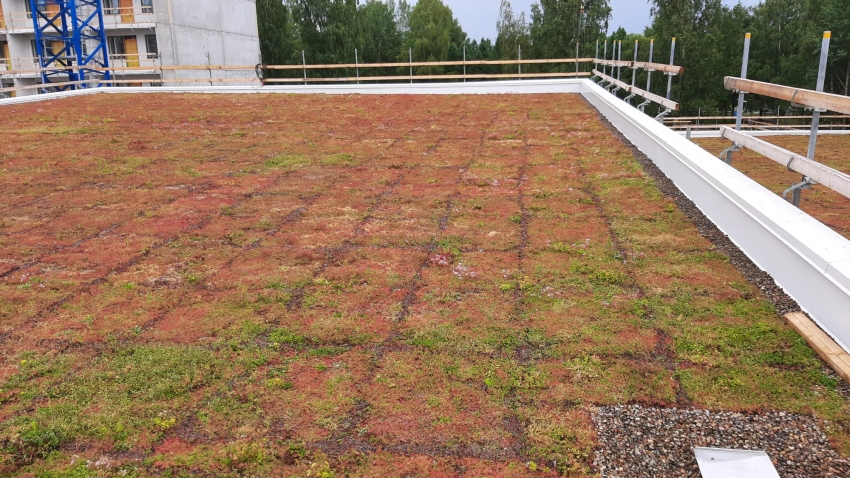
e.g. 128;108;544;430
102;0;118;15
141;0;153;14
145;34;158;59
108;36;125;56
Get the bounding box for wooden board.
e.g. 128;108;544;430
725;77;850;115
119;0;134;23
124;37;140;68
784;312;850;385
2;43;10;71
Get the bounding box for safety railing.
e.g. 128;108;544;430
591;38;683;120
719;31;850;207
720;126;850;200
100;5;154;25
725;77;850;116
108;54;158;69
0;56;41;73
0;56;597;94
7;11;34;30
7;5;152;30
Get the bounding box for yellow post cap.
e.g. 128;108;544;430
745;33;751;39
824;31;832;39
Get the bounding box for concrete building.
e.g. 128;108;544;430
0;0;260;96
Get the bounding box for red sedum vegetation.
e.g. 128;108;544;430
0;93;847;476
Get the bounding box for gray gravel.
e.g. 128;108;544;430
593;405;850;478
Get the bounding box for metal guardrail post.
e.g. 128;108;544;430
624;40;638;103
725;34;750;164
355;48;359;84
463;45;466;82
302;50;306;85
617;40;622;82
784;31;832;209
808;32;831;160
735;34;751;131
666;37;676;101
576;42;579;75
409;47;412;83
591;41;598;81
518;45;522;79
603;40;608;78
638;39;654;112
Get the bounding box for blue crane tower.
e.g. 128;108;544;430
29;0;111;91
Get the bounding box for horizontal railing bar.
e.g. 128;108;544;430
1;58;593;75
593;69;680;111
669;124;850;131
667;115;850;121
720;126;850;198
596;59;683;75
725;77;850;115
263;72;590;83
0;77;254;94
266;58;594;70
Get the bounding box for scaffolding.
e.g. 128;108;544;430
29;0;110;91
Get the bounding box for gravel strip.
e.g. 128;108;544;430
593;405;850;477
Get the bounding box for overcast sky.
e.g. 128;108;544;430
445;0;764;43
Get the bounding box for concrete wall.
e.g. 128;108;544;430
152;0;259;84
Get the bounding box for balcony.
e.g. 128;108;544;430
6;5;154;32
0;55;160;78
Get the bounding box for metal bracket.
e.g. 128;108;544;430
655;108;672;122
637;99;651;113
783;176;817;208
623;93;636;104
719;143;740;165
611;87;621;95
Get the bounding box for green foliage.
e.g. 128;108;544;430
646;0;850;115
268;327;307;346
1;347;222;464
531;0;612;62
400;0;466;73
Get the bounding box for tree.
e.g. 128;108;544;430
496;0;532;68
289;0;360;68
399;0;467;74
818;0;850;96
530;0;611;64
256;0;297;66
647;0;749;115
358;0;403;63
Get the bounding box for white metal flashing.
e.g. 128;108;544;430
3;79;850;353
581;79;850;353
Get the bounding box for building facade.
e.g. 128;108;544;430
0;0;260;96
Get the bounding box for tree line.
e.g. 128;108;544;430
642;0;850;116
256;0;849;116
255;0;611;78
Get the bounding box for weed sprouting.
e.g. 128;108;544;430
265;154;311;169
268;328;307;347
